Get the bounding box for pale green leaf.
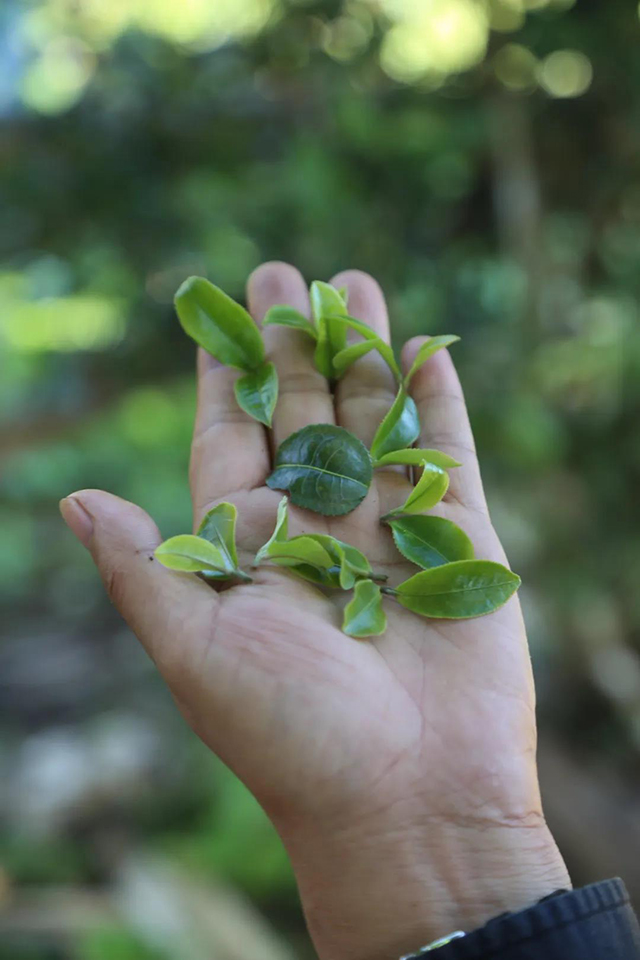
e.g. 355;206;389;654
155;535;231;575
234;361;278;426
343;580;387;638
261;535;335;570
332;340;378;377
175;276;264;371
373;448;461;469
263;305;317;339
404;336;460;387
197;502;239;570
327;314;401;380
255;497;289;563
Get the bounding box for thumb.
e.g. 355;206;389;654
59;489;216;673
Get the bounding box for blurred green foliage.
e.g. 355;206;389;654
3;0;640;955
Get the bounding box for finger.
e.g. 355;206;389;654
190;347;270;526
402;337;488;515
248;261;334;449
332;270;398;448
59;490;216;684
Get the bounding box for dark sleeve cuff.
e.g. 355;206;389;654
414;879;640;959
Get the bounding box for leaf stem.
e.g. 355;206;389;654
370;572;389;583
380;586;398;597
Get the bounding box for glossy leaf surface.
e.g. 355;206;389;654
370;387;420;461
155;535;231;575
263;305;317;339
373;448;461;469
404;335;460;387
267;424;372;516
395;462;450;515
234;361;278;426
328;314;401;380
175;276;264;371
343;580;387;638
395;561;521;619
388;515;474;569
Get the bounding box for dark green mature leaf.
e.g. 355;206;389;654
343;580;387;638
197;502;239;569
388;462;449;516
255;496;289;564
234;361;278;426
175;277;265;371
404;335;460;387
263;305;317;339
328;314;401;380
370;387;420;461
387;515;474;569
260;535;335;569
373;448;461;469
312;281;348;378
267;424;373;516
155;535;232;575
395;561;521;619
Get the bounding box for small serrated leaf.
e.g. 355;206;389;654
263;306;317;339
255;497;289;564
234;361;278;426
197;502;239;570
343;580;387;638
373;448;461;469
155;535;232;575
370;387;420;461
387;515;474;569
260;535;335;570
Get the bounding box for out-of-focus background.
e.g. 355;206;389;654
1;0;640;956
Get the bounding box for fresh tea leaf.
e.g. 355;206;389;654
267;424;373;516
305;534;372;589
370;387;420;461
328;314;401;380
155;535;232;575
175;276;265;371
373;448;461;469
263;305;317;339
402;462;449;513
332;340;378;378
404;336;460;387
387;515;474;569
234;361;278;426
259;535;334;570
197;502;239;570
395;560;521;619
311;281;348;378
343;580;387;638
255;496;289;563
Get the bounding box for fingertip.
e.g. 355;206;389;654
63;489;161;550
247;261;309;320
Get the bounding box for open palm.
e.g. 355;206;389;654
63;263;568;960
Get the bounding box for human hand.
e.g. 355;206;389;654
61;262;569;960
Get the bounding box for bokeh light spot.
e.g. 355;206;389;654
538;49;593;97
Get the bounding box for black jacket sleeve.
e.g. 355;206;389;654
404;879;640;959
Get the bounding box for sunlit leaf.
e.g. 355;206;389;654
155;534;232;575
394;561;521;619
373;448;461;469
175;276;264;371
255;496;289;564
386;462;449;518
263;305;317;339
387;515;474;569
370;387;420;461
343;580;387;638
234;361;278;426
267;424;373;516
404;335;460;387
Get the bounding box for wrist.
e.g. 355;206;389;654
280;805;570;960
